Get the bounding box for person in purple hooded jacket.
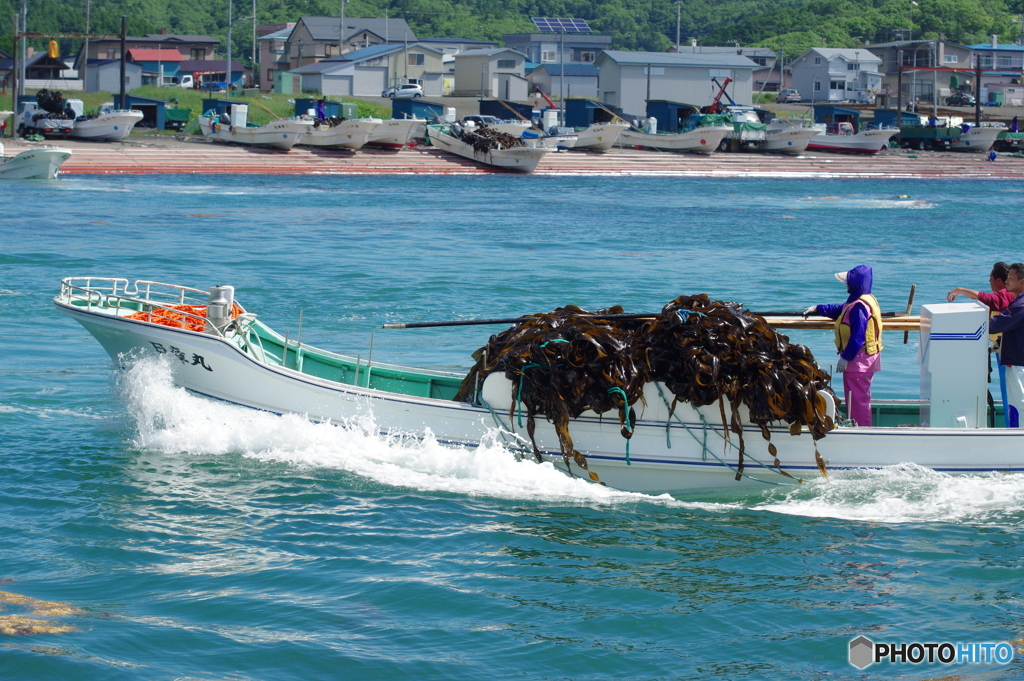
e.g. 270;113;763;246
989;262;1024;427
803;265;884;426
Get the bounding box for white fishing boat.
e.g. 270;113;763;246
365;118;426;149
426;125;551;173
806;124;898;154
70;109;145;141
619;126;731;154
198;106;312;151
56;278;1022;495
490;121;532;137
572;122;629;151
761;119;820;154
0;142;72;179
298;118;383;150
950;125;1005;152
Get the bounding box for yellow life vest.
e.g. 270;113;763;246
834;294;883;356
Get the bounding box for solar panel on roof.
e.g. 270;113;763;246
531;17;592;34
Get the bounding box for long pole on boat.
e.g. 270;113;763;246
903;284;916;344
382;310;909;329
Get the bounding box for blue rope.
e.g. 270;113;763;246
676;309;707;323
607;386;632;466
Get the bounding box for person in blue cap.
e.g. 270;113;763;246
804;265;884;426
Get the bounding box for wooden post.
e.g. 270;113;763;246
119;15;126;110
975;61;982;126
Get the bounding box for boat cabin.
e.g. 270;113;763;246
813;104;862;133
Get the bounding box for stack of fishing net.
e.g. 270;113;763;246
455;295;833;482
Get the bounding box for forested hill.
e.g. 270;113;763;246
2;0;1021;65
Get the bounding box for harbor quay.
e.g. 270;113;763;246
7;135;1024;179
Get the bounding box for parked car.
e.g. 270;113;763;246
777;89;801;103
382;84;423;99
946;93;976;106
200;81;227;93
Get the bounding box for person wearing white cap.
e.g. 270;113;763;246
803;265;883;426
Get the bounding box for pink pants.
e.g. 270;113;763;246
843;371;875;427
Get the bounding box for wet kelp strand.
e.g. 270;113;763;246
456;295;835;483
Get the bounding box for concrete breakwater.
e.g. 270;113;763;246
8;137;1023;179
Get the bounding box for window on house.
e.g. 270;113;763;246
998;54;1013;68
814;81;821;91
271;41;285;54
408;53;424;66
190;48;204;60
847;62;860;71
814;57;821;65
579;51;596;62
267;68;275;81
643;67;666;75
751;57;767;66
497;59;516;68
979;55;993;68
830;80;845;90
541;50;556;62
943;54;957;64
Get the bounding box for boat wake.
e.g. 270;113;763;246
754;464;1024;525
118;355;726;509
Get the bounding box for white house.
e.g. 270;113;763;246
789;48;883;103
595;50;758;117
527;64;599;100
452;48;528;99
289;43;444;96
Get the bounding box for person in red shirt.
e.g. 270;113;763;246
947;261;1017;423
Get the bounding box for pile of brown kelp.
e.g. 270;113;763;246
311;116;348;128
455;295;834;483
457;125;525;153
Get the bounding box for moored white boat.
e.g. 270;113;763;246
572;122;629;151
365;118;426;149
298;118;383;150
426;125;551;173
619;126;731;154
55;278;1024;495
0;143;72;179
806;126;897;154
70;109;144;141
490;121;532;137
198;113;312;150
950;125;1005;152
761;119;820;154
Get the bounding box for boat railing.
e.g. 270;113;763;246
58;277;232;336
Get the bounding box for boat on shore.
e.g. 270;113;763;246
365;118;426;149
0;143;72;179
298;117;383;150
950;125;1005;152
806;123;897;154
70;109;144;141
426;125;551;173
619;126;731;154
571;122;629;151
198;111;312;150
55;278;1022;495
761;119;820;154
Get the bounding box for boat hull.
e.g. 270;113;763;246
806;129;897;154
0;147;72;179
950;126;1004;152
619;127;730;154
427;127;550;173
198;117;312;150
70;110;144;141
365;119;426;148
573;123;628;151
55;295;1024;494
299;119;383;150
761;127;819;154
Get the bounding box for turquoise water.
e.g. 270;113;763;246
3;175;1024;679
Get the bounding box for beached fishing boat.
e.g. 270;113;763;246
619;126;731;154
807;123;897;154
299;118;383;150
365;118;426;149
198;109;312;150
0;143;72;179
426;125;551;173
56;278;1022;495
571;122;629;151
761;119;820;154
950;125;1005;152
70;109;144;141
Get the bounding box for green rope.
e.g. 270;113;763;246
607;386;632;465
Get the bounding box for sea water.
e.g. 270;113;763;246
2;175;1023;679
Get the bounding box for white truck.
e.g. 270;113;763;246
16;101;74;139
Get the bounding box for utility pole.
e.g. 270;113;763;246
119;15;126;109
82;0;90;91
227;0;233;94
675;1;681;52
339;0;347;57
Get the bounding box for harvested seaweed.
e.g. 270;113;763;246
456;296;834;482
450;125;526;153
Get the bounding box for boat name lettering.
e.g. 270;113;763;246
149;342;213;371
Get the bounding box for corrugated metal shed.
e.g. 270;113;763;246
479;99;532;120
565;99;624;128
113;94;167;130
645;100;700;133
813;104;863;130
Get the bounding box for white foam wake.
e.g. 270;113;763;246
755;463;1024;525
117;355;729;509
